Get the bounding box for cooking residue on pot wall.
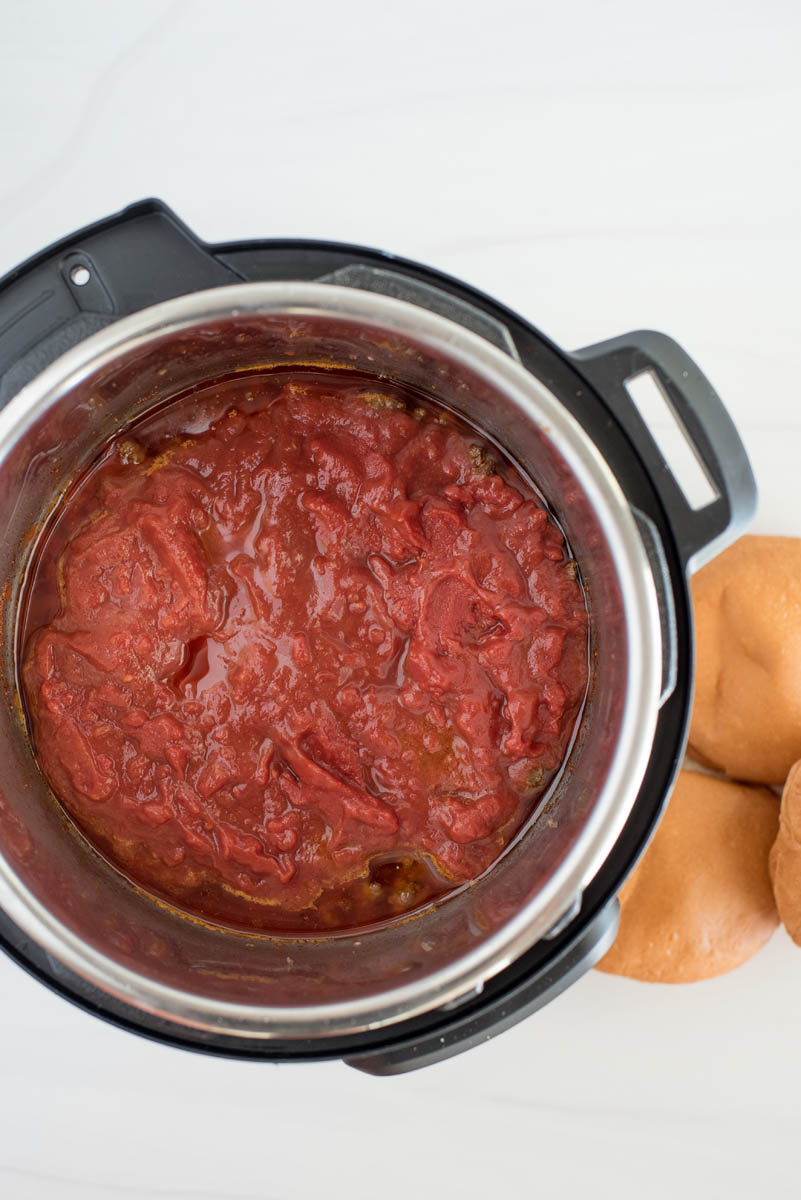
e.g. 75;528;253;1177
19;370;589;933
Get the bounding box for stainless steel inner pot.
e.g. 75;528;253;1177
0;283;662;1039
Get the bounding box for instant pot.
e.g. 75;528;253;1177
0;200;755;1073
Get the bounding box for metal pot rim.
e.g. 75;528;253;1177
0;282;662;1038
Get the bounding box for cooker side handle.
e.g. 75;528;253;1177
571;332;757;573
344;898;618;1075
0;199;240;407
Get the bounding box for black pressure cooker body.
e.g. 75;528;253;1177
0;201;755;1073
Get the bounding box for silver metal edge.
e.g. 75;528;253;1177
0;283;662;1038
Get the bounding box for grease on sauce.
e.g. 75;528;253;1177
20;371;589;933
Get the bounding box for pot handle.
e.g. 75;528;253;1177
571;332;757;573
0;199;239;407
344;897;618;1076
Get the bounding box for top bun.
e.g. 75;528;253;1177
690;536;801;785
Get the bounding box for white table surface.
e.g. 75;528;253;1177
2;2;800;1196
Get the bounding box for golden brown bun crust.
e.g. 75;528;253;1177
689;535;801;785
597;771;779;982
769;761;801;945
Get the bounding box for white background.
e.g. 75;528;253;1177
1;2;800;1196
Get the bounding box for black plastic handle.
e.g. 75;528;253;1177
571;332;757;573
0;200;240;407
344;898;618;1075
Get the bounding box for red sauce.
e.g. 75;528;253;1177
20;371;588;933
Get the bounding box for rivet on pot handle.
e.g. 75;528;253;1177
0;199;239;409
572;331;757;574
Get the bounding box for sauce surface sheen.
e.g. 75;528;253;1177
20;371;589;933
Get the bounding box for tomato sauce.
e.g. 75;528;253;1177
19;371;588;933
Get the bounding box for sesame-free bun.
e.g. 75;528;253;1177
597;770;779;982
689;536;801;786
769;760;801;945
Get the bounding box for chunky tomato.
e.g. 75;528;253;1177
21;373;588;932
